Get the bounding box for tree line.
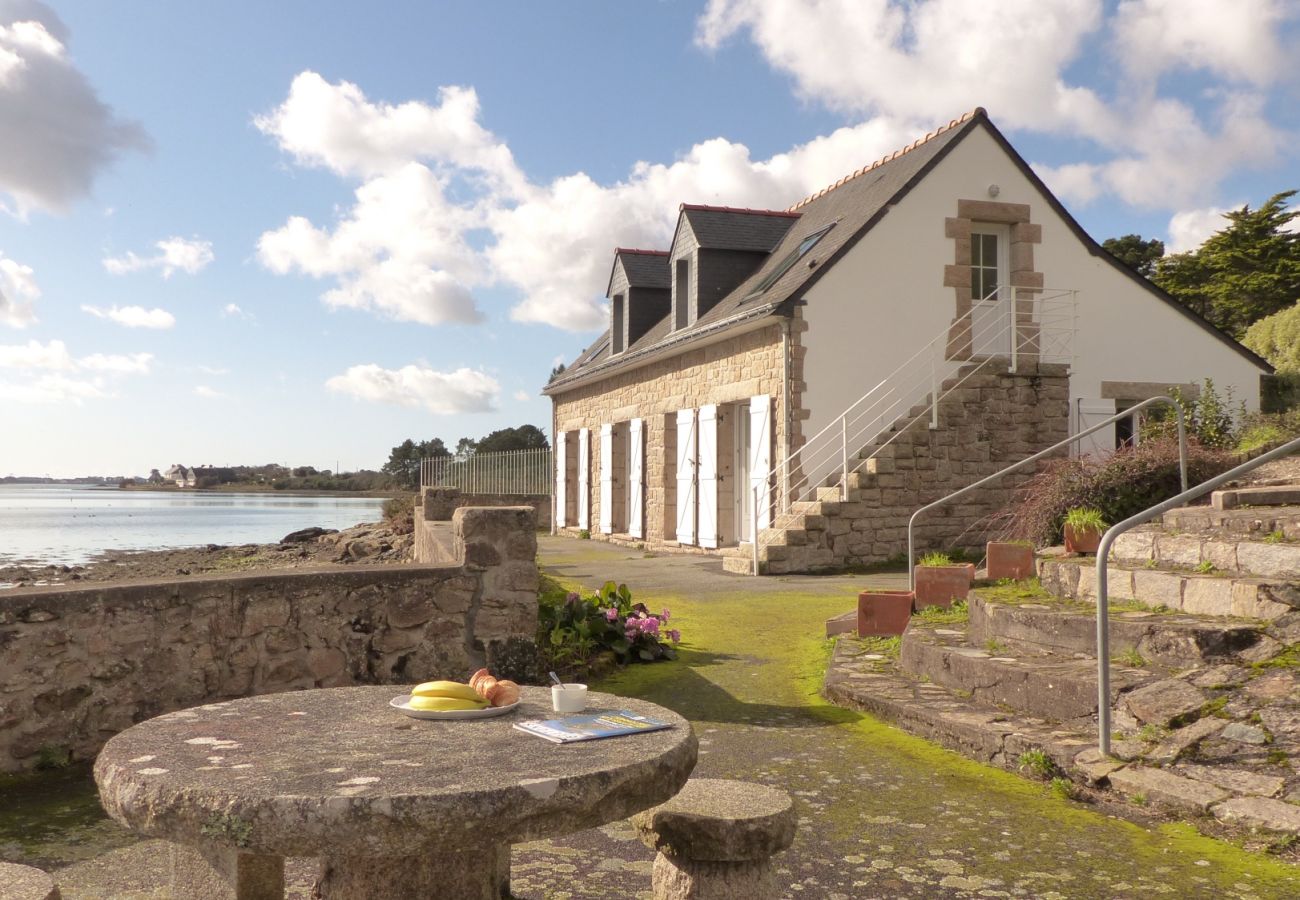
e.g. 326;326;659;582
383;424;549;488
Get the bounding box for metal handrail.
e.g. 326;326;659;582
906;395;1189;589
1095;435;1300;755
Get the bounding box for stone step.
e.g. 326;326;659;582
721;554;755;575
897;623;1152;720
1161;504;1300;540
967;591;1267;668
1039;557;1298;620
1111;529;1300;581
1213;485;1300;510
758;526;807;546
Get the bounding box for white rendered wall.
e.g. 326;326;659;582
800;124;1266;460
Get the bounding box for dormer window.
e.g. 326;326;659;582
612;294;625;354
747;223;835;298
674;258;690;330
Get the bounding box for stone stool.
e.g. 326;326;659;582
0;863;60;900
632;778;796;899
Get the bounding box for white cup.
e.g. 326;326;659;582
551;684;588;713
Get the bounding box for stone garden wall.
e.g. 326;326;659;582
0;506;539;772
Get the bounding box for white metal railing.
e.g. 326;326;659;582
419;447;553;495
753;286;1077;570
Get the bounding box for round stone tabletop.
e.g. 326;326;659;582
94;686;697;857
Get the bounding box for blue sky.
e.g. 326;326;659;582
1;0;1297;477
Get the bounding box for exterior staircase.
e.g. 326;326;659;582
825;480;1300;837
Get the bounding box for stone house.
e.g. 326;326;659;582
163;464;196;488
543;109;1271;573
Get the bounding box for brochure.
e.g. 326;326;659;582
513;710;672;744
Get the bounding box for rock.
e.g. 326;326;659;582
0;862;60;899
1073;748;1124;783
281;526;337;544
1221;722;1269;745
1176;764;1285;798
1122;679;1205;727
1109;739;1147;762
1108;766;1231;814
1146;717;1227;766
1238;635;1285;664
1188;665;1249;689
1212;796;1300;833
633;779;796;863
1244;670;1298;702
1258;707;1300;740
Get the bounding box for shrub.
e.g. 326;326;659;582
993;436;1236;547
1063;507;1107;533
538;578;680;676
918;551;954;567
1141;379;1240;450
382;495;415;534
1236;409;1300;454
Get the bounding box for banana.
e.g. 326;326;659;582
406;695;488;711
410;680;482;702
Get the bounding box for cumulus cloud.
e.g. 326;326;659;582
0;249;38;326
696;0;1295;210
103;236;214;278
81;303;175;329
0;1;148;215
325;363;499;414
512;389;530;402
193;385;225;399
0;336;151;403
1166;206;1232;254
221;302;253;320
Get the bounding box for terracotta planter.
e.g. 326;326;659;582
1064;523;1102;555
986;542;1035;580
857;590;915;637
913;563;975;609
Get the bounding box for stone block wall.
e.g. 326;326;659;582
551;321;793;547
419;486;551;529
0;506;539;772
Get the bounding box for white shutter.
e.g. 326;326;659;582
675;409;697;545
555;431;567;528
628;418;644;539
749;396;773;530
599;423;614;534
697;405;718;549
577;428;590;530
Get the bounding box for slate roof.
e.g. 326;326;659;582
611;249;670;292
546;108;1269;395
678;205;800;253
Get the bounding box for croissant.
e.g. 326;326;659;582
487;680;520;707
468;668;491;692
476;676;499;699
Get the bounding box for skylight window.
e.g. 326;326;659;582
746;223;835;298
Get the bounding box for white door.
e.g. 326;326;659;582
1076;399;1118;458
577;428;590;530
628;418;644;539
599;424;614;534
697;405;718;549
555;430;567;528
734;408;752;541
675;409;697;545
749;395;772;530
970;224;1011;357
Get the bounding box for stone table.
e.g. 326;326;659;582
94;686;697;899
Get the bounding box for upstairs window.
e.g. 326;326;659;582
971;231;999;302
674;258;690;330
612;294;625;354
746;223;834;298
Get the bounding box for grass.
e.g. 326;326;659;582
985;639;1007;654
1194;560;1216;574
1017;749;1057;779
1202;696;1231;719
1263;531;1286;544
1050;777;1079;801
973;578;1052;604
857;635;902;659
912;600;968;626
1115;648;1148;668
918;551;954;567
1138;724;1167;743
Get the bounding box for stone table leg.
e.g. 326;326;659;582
315;843;510;900
652;852;777;899
168;842;285;900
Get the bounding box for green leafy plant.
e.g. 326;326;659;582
1017;748;1057;779
913;600;968;626
1063;507;1108;533
1194;560;1216;574
1049;777;1078;801
34;745;71;771
918;551;954;567
537;578;679;676
578;529;591;540
1131;792;1148;807
985;639;1007;654
1115;648;1147;668
1264;531;1286;544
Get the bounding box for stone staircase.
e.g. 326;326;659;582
723;359;1070;574
825;483;1300;837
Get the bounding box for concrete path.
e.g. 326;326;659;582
509;536;1300;899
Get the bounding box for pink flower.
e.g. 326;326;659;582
668;629;681;643
638;617;660;636
660;608;671;622
605;608;619;622
625;628;639;643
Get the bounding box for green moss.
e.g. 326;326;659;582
972;578;1052;604
1253;644;1300;670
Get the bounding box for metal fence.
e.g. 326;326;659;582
420;447;552;495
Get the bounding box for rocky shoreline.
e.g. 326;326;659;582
0;519;414;589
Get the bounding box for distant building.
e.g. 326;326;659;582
163;464;196;488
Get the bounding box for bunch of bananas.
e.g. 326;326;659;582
406;681;490;711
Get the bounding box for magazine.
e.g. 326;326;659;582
513;710;673;744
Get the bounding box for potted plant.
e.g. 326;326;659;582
913;552;976;610
986;540;1035;580
1063;507;1108;555
857;588;915;637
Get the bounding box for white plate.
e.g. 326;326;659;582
390;695;521;720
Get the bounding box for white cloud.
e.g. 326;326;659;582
1166;206;1232;254
694;0;1295;210
81;304;175;329
0;336;150;403
0;250;38;326
103;236;214;278
193;385;225;399
512;389;530;402
326;363;499;414
0;1;148;215
221;302;254;320
196;364;228;375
